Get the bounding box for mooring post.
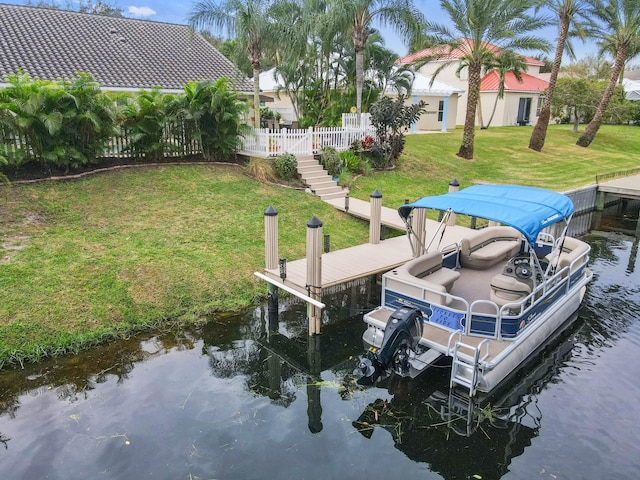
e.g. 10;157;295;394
412;208;426;255
596;190;606;211
264;206;279;322
306;216;323;335
447;179;459;226
369;190;382;244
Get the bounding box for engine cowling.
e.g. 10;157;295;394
359;306;423;384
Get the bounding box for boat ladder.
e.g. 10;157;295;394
450;340;489;397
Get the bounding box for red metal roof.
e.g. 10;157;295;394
398;39;545;67
480;70;549;92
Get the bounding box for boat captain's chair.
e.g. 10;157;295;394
489;274;532;308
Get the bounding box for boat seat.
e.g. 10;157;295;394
460;226;522;270
387;252;460;305
489;273;532;307
545;236;590;277
403;252;460;291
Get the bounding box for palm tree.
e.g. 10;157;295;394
189;0;276;128
427;0;550;159
529;0;589;152
576;0;640;147
328;0;424;116
483;51;529;129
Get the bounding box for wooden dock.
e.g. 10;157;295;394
597;173;640;199
260;199;471;295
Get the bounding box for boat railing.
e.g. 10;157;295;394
382;273;469;312
447;330;462;355
477;338;491;362
468;300;501;338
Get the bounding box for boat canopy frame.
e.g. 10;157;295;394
398;184;575;246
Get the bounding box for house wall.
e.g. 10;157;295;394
419;61;546;127
387;93;460;131
261;91;297;122
416;95;460;131
418;63;468;125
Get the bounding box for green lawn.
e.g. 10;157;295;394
0;124;638;367
350;124;640;207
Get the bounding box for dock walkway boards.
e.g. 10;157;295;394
262;197;471;295
598;174;640;199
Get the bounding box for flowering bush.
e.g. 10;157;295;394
361;135;373;150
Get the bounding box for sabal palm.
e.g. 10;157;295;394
189;0;275;128
329;0;424;115
484;51;528;129
429;0;550;159
576;0;640;147
529;0;590;152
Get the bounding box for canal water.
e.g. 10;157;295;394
0;231;638;480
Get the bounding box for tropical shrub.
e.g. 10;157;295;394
0;71;116;170
368;95;426;168
320;145;341;177
339;149;361;173
273;152;298;180
117;88;180;161
180;78;250;162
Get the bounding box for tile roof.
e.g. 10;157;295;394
0;4;253;92
480;70;549;92
398;39;545;67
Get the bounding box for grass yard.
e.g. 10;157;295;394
0;124;639;367
0;164;370;367
350;124;640;207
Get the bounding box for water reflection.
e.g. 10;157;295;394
0;233;639;480
352;311;579;479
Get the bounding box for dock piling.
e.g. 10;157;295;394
264;206;279;319
369;190;382;244
447;179;459;226
306;216;323;335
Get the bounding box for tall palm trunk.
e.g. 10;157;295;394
251;55;261;128
355;48;364;115
529;16;570;152
353;21;367;116
576;44;628;147
485;89;501;129
458;62;481;159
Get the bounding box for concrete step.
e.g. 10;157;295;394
300;172;333;183
313;185;344;196
308;179;338;190
297;159;320;167
320;190;348;200
297;164;325;174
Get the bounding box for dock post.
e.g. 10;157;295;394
369;190;382;244
446;179;459;226
306;216;323;335
413;208;426;255
264;206;279;322
596;190;606;211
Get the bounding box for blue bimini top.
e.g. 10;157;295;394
398;184;575;245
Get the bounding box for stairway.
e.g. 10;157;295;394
296;154;347;200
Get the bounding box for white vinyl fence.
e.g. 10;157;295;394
240;113;374;157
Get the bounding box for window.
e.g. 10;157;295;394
438;100;444;122
536;97;544;116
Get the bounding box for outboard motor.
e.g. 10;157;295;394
359;306;423;385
